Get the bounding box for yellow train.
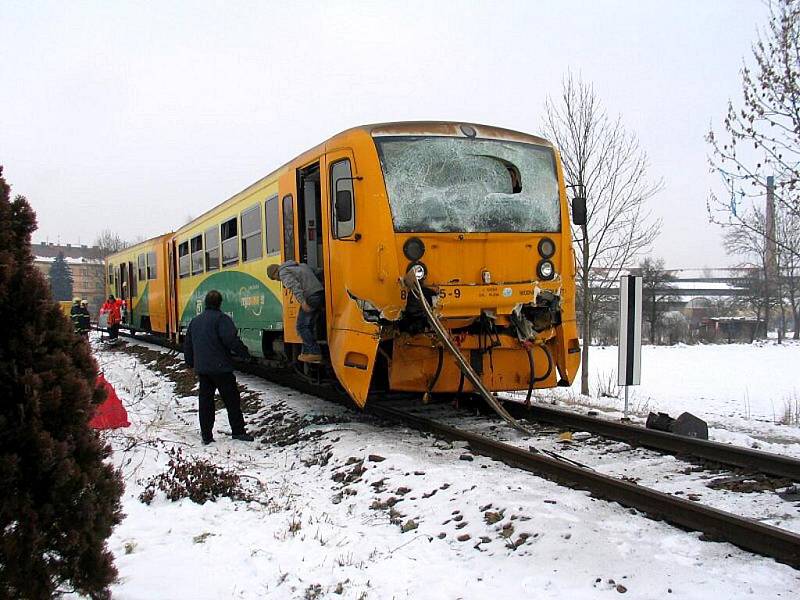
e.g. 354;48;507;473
106;122;583;408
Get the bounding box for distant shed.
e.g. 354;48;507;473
699;316;760;343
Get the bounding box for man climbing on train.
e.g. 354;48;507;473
183;290;255;444
267;261;324;363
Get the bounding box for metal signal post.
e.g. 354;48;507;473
617;275;643;418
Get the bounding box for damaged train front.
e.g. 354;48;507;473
365;127;583;399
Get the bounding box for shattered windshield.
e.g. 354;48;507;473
375;136;561;233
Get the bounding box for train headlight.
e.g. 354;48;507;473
408;262;427;280
538;237;556;259
403;237;426;261
537;260;555;280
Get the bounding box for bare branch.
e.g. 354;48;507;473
542;72;662;394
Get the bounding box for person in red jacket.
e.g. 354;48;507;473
100;294;122;342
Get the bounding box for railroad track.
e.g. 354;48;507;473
454;395;800;480
368;402;800;569
110;332;800;568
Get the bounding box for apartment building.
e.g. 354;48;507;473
32;242;106;315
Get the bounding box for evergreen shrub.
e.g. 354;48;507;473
0;167;124;599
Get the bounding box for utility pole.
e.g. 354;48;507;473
766;176;779;341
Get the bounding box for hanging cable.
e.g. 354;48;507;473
423;346;444;402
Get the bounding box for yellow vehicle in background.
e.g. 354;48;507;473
58;300;72;318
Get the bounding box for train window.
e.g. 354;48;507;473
129;262;138;297
264;194;280;255
204;226;220;271
221;217;239;266
137;254;146;281
147;251;157;279
282;195;295;261
241;204;263;262
178;241;190;278
108;265;113;284
330;159;355;238
190;235;203;275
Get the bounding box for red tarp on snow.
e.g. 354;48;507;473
89;373;130;429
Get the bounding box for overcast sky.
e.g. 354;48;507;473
0;0;770;268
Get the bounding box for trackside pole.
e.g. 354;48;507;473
617;275;642;420
624;386;629;419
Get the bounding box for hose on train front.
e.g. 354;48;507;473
525;347;535;406
425;346;444;400
524;343;554;406
535;343;554;383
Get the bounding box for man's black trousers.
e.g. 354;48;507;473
197;372;246;440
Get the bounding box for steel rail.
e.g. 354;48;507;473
497;402;800;481
369;403;800;569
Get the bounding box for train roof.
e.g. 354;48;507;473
105;232;173;262
363;121;553;147
174;121;553;237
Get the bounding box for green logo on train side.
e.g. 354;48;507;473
179;271;282;331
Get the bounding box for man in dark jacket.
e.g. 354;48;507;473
70;298;82;334
267;260;324;363
184;290;254;444
77;299;91;338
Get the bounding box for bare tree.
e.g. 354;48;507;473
719;191;800;342
776;207;800;337
707;0;800;258
724;208;775;338
632;257;677;344
542;73;662;395
594;313;619;346
93;229;127;258
661;311;690;345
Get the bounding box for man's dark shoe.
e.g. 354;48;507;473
202;437;214;445
232;432;255;442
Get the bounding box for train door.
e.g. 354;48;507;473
322;148;380;407
124;262;135;325
167;239;178;340
117;265;127;324
114;265;122;299
297;164;323;271
278;169;301;348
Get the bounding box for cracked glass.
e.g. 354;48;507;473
376;136;561;233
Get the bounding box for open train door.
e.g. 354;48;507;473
125;261;136;325
118;262;134;325
277;169;302;348
321;148;380;408
166;238;179;341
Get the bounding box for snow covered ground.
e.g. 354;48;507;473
520;342;800;460
87;337;800;599
567;342;800;423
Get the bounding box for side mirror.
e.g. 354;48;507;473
336;189;353;222
571;196;587;226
